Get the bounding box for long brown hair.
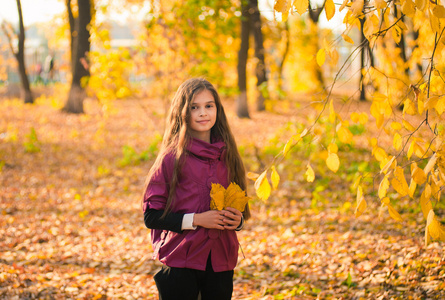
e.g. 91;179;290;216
144;78;251;220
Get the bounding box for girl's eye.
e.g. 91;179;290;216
191;106;197;110
206;104;214;108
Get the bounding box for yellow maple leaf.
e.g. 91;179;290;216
210;183;226;210
210;182;250;212
224;182;250;212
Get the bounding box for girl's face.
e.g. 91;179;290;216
188;89;217;143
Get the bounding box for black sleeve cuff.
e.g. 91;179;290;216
144;209;184;233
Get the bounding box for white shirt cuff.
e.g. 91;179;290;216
182;213;197;230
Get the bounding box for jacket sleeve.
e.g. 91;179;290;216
144;208;184;233
142;153;174;212
143;153;184;233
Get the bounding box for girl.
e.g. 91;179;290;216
142;78;250;300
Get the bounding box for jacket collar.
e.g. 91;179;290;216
187;136;226;161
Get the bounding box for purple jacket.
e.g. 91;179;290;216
143;137;239;272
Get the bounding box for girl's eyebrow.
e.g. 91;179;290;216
191;100;215;105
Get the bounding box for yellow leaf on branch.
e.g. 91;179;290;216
325;0;335;20
255;170;271;201
426;210;445;244
351;0;364;15
329;99;336;123
387;204;404;222
274;0;287;12
337;125;353;144
294;0;309;15
401;0;416;16
358;113;368;124
305;163;315;182
326;152;340;173
424;153;437;175
329;48;339;65
408;179;417;198
316;48;326;67
378;174;390;199
339;0;349;12
355;185;367;217
412;164;427;184
375;0;387;9
271;166;280;190
393;133;402;151
435;96;445;115
247;172;260;181
433;4;445;18
403;99;417;115
391;166;409;197
415;0;426;10
283;137;294;157
380;156;396;174
328;143;338;154
420;184;432;219
402;120;416;131
342;34;354;44
381;197;403;222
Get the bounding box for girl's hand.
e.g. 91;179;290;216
221;207;242;230
193;210;226;230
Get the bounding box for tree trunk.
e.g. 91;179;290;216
393;5;409;77
66;0;76;71
412;29;422;74
15;0;33;104
236;0;250;118
359;15;367;101
250;0;267;111
278;21;290;95
63;0;91;114
308;2;325;90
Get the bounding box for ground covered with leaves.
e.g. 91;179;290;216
1;92;444;299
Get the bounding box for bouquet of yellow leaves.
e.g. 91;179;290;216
210;182;250;212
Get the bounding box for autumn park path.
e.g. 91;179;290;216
1;94;444;299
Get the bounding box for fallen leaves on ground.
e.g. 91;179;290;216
0;95;444;299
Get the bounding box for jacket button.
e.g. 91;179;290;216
207;177;218;189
